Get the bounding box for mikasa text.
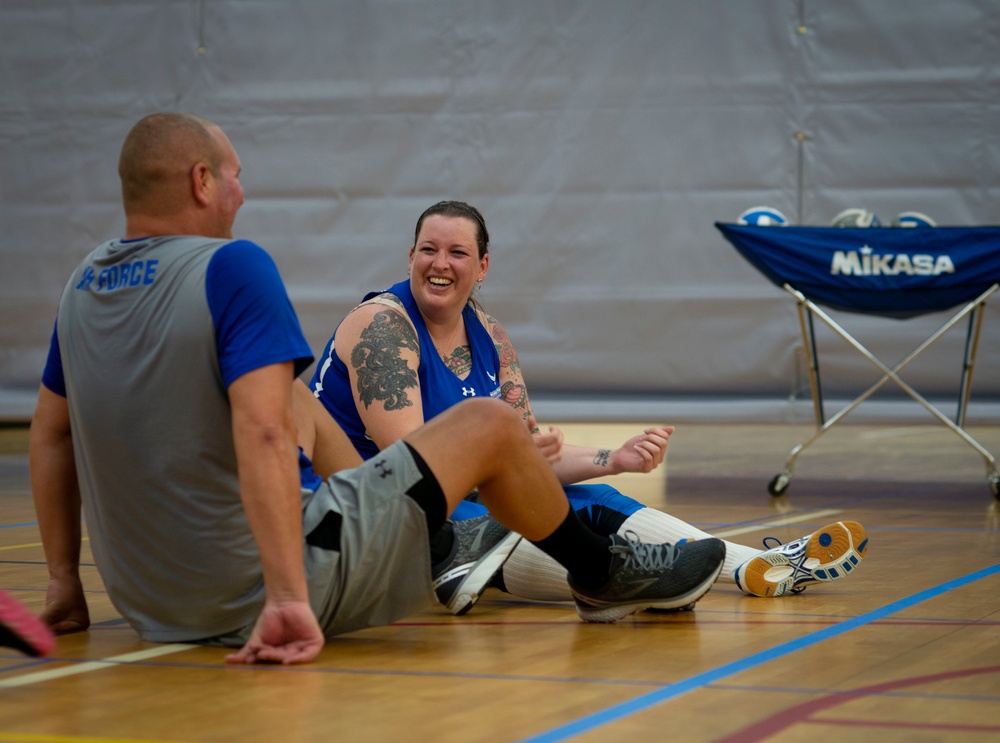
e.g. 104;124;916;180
831;246;954;277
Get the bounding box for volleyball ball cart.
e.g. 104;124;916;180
715;221;1000;500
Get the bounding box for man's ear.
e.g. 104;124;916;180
191;162;213;207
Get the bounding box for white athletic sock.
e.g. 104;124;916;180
499;506;766;600
500;540;574;602
618;508;762;584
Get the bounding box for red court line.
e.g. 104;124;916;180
395;618;1000;628
715;664;1000;742
805;717;1000;733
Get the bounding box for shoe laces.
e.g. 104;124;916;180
759;535;808;594
611;530;679;571
762;536;783;550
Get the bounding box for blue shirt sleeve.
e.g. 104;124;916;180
205;240;314;387
41;320;66;397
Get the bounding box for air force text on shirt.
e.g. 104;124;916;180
76;260;160;292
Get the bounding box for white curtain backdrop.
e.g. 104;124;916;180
2;0;998;421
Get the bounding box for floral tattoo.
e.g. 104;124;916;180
443;344;472;377
594;449;611;467
490;318;521;376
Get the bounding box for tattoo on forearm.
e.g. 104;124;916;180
594;449;611;467
351;310;419;410
500;381;527;410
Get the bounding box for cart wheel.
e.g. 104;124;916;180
768;474;790;497
989;474;1000;500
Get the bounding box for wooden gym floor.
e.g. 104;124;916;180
1;420;999;742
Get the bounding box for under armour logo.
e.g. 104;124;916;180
462;387;476;397
374;460;393;478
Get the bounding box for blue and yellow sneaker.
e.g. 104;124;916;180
735;521;868;597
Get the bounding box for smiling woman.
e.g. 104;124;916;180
407;202;490;356
308;201;870;614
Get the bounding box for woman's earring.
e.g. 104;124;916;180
476;280;483;292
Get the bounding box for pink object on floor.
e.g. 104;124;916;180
0;589;56;657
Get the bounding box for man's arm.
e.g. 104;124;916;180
29;384;90;633
224;362;324;665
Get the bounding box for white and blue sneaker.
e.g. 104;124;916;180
735;521;868;597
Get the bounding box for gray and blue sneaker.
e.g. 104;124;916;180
570;531;726;622
432;515;522;615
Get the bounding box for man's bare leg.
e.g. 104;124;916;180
406;398;726;621
403;398;569;540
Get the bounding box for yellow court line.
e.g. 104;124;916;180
0;538;88;552
0;734;198;743
0;542;43;552
0;734;196;743
0;644;194;690
712;508;842;539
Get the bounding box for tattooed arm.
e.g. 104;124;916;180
334;301;427;451
484;313;674;483
543;428;675;483
484;313;532;423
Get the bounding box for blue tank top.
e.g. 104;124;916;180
310;280;502;459
310;280;644;526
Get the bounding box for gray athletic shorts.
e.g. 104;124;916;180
302;439;436;637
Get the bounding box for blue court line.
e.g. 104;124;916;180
521;562;1000;743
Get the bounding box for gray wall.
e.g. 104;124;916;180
3;0;998;421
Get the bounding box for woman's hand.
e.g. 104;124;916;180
527;416;564;465
610;425;674;474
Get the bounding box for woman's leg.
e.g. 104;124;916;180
617;507;760;585
500;484;763;600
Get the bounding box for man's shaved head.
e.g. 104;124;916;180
117;112;222;214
